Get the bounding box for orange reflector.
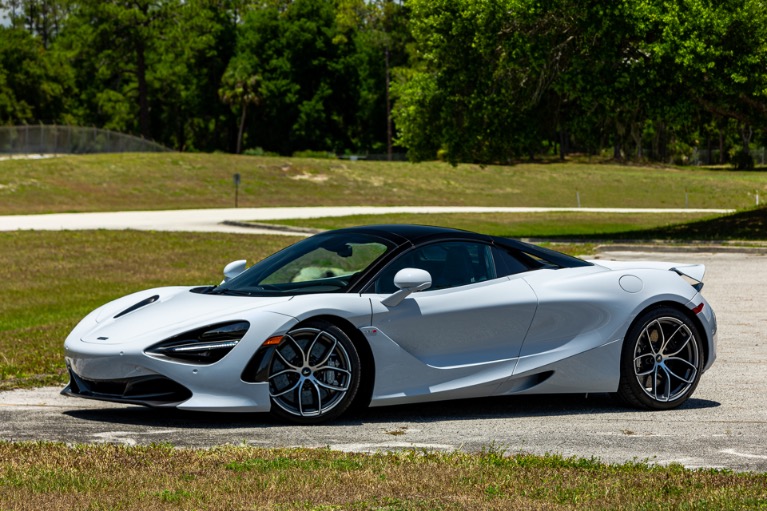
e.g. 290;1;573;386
262;335;283;346
692;303;704;315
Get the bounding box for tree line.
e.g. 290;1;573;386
1;0;766;167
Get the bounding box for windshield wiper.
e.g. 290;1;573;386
208;288;254;296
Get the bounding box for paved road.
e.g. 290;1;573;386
1;249;765;471
0;207;734;235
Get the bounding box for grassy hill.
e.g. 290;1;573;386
1;153;765;214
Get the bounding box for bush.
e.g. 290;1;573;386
731;151;755;170
292;150;335;159
243;147;279;157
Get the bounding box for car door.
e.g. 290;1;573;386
368;241;538;368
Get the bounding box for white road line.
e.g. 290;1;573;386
720;449;767;460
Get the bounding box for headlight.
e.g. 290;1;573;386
145;321;250;364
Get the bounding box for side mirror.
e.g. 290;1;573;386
222;259;247;284
382;268;432;307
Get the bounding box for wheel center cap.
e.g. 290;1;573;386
301;368;311;377
656;355;663;363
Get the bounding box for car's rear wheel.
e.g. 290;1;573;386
268;321;360;424
618;307;703;410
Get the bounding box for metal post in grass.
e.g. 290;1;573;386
233;173;241;208
576;191;581;208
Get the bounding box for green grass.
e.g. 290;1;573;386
254;211;722;238
601;206;767;241
256;207;767;242
0;443;765;510
1;153;766;214
0;230;301;390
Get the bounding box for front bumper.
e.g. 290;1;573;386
62;367;192;407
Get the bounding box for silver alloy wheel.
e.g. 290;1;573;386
268;327;353;418
632;316;699;403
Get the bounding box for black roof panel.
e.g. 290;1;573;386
323;224;492;244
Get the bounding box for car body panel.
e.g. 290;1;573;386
62;225;718;417
370;276;538;367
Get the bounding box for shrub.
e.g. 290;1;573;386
731;150;755;170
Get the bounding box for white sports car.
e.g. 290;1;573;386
63;225;717;423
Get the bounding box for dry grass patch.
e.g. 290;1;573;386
0;443;765;510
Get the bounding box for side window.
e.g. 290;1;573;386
373;242;497;294
492;246;530;277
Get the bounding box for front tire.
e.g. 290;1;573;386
618;307;703;410
268;321;361;424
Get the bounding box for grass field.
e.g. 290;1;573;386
1;153;766;214
1;443;765;510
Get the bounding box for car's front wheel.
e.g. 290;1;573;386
268;321;360;424
618;307;704;410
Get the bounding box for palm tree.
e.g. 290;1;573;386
219;71;261;154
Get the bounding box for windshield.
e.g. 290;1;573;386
212;232;395;296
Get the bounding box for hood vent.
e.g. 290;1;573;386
114;295;160;319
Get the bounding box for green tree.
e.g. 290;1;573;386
219;70;261;154
55;0;176;138
395;0;575;163
652;0;767;168
227;0;358;154
0;0;71;48
0;26;73;124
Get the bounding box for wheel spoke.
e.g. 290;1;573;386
635;365;655;377
665;356;697;370
285;334;309;366
659;365;672;401
641;321;661;356
314;378;350;393
664;364;696;385
316;366;351;377
659;324;684;354
297;380;319;417
663;334;693;358
666;358;698;385
314;338;338;368
633;352;654;366
268;368;300;381
307;330;324;365
275;349;300;370
270;378;301;398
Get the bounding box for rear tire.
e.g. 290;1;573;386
617;306;703;410
268;320;361;424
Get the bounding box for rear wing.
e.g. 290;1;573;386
587;260;706;291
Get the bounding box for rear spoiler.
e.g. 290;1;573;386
670;265;705;292
587;260;706;291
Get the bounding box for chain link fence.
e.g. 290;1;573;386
690;147;767;166
0;125;171;154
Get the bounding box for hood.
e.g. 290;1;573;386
81;287;292;345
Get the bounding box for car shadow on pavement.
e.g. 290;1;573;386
62;393;720;429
